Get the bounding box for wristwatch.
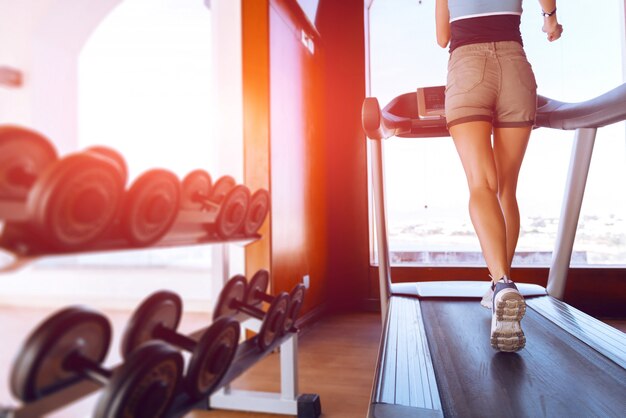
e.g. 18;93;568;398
541;8;557;17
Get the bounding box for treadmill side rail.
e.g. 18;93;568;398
368;297;442;418
527;296;626;369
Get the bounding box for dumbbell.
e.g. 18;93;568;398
246;269;306;334
241;189;270;236
213;274;290;351
84;145;129;187
121;169;181;247
24;151;126;250
10;306;184;418
181;171;250;239
121;290;240;399
0;125;58;201
211;176;270;237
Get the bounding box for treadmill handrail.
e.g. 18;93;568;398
362;96;412;140
536;83;626;130
362;83;626;140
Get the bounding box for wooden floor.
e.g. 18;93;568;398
187;313;382;418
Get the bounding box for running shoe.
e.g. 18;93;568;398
490;278;526;352
480;282;494;309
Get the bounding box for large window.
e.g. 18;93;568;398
367;0;626;267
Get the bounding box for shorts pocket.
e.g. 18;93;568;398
446;55;487;96
511;56;537;92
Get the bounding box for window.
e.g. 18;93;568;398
367;0;626;267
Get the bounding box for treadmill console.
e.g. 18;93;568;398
417;86;446;119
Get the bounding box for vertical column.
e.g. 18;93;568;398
547;127;597;299
370;137;392;324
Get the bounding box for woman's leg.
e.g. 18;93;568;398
452;123;530;352
493;126;532;267
450;121;509;282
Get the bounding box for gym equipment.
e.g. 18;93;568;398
242;189;270;235
180;171;251;239
122;168;181;247
246;269;306;333
181;169;212;210
120;290;240;399
9;306;183;418
208;175;250;238
0;125;58;200
214;274;290;350
211;175;237;201
362;85;626;417
25;152;125;250
85;145;129;187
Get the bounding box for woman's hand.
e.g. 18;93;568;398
542;17;563;42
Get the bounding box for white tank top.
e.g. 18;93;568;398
448;0;523;22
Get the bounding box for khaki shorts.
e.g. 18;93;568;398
445;41;537;129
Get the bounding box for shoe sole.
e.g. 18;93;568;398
491;289;526;352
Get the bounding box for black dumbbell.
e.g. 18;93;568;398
121;169;181;247
10;306;183;418
121;290;240;399
0;125;58;201
213;274;290;351
246;269;307;334
181;172;250;239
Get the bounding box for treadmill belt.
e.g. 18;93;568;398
420;299;626;418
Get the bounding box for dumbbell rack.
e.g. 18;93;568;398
0;200;262;264
0;242;319;418
0;128;318;417
0;326;316;418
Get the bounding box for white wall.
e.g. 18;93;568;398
0;0;122;153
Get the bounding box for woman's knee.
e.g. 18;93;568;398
497;183;517;202
469;180;498;199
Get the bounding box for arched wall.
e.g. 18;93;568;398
0;0;122;153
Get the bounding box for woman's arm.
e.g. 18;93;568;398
538;0;563;41
435;0;450;48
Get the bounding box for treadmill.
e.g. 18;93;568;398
362;84;626;417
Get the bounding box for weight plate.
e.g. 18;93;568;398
120;290;183;358
26;153;124;250
212;275;246;320
215;185;250;239
245;269;270;307
0;125;58;200
122;169;181;247
242;189;269;236
210;175;236;204
85;146;128;187
284;284;306;333
186;316;240;398
94;341;183;418
10;306;111;402
257;292;289;351
181;169;212;211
